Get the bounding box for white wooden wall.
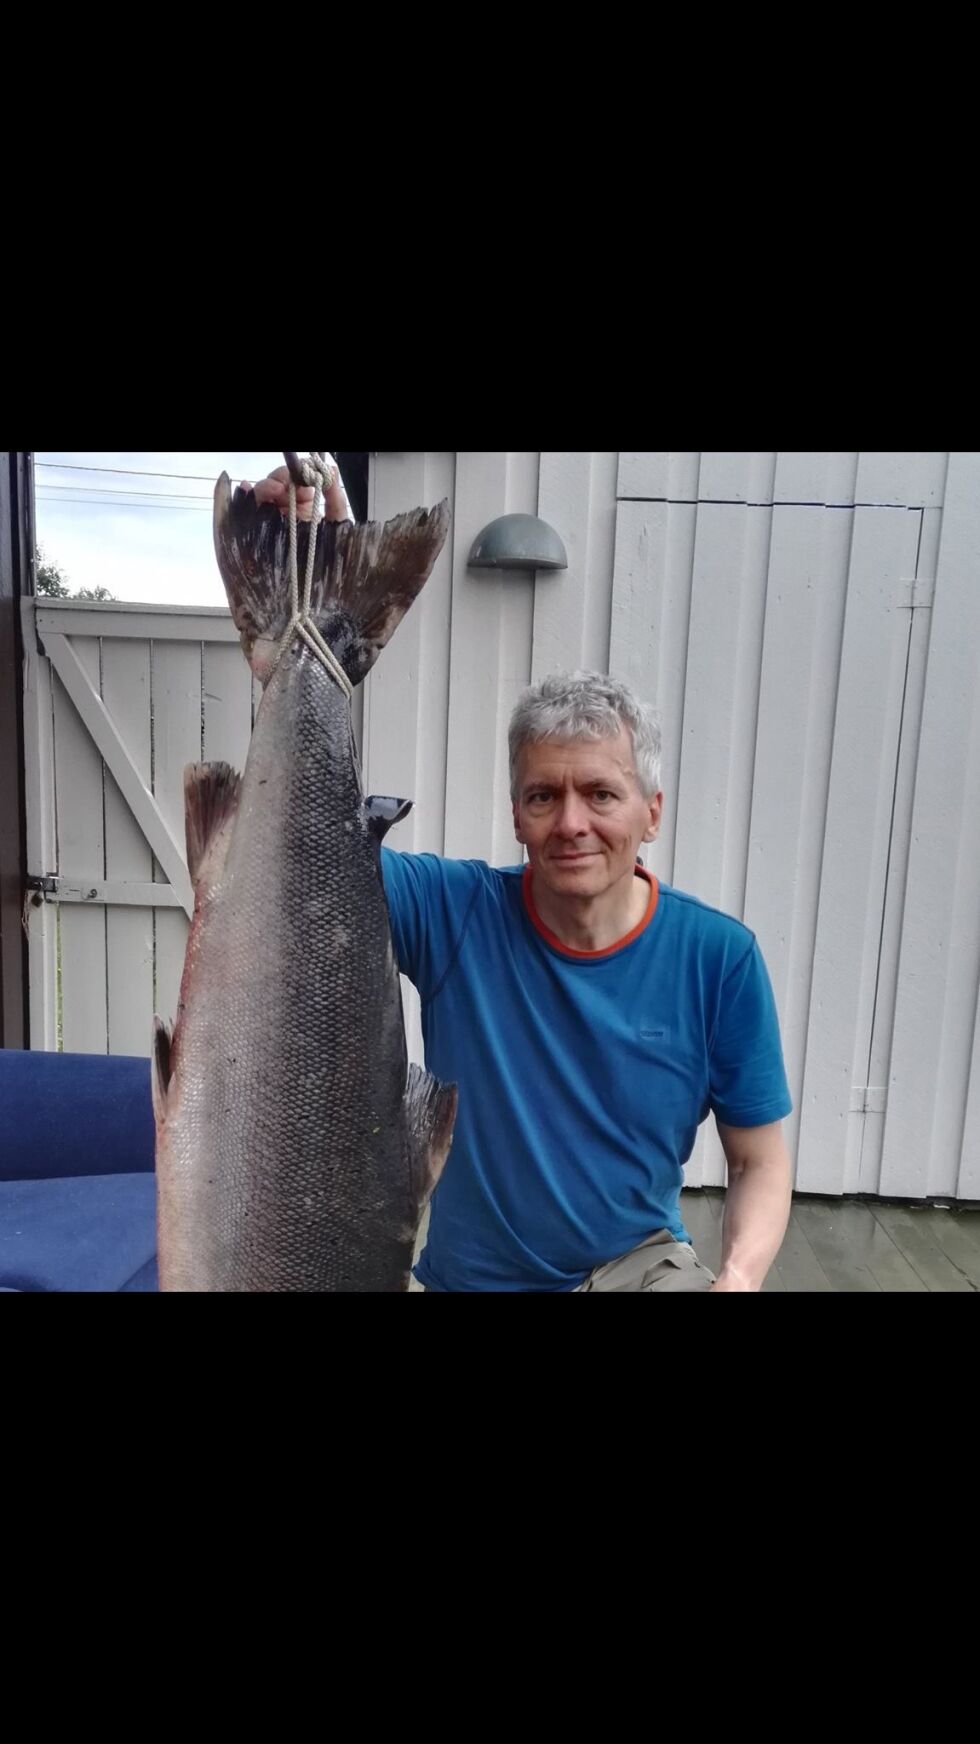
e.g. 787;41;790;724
365;451;979;1202
21;452;980;1202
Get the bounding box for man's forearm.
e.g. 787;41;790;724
713;1128;792;1291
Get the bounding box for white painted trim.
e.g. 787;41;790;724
35;603;238;642
20;599;58;1048
36;597;232;617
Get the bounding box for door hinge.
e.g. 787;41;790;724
898;576;935;610
850;1085;887;1114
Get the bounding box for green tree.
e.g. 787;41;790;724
35;548;71;597
35;547;114;601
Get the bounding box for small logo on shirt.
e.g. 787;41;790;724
640;1024;671;1042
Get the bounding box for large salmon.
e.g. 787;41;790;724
152;469;455;1290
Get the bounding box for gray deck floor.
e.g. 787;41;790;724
683;1190;980;1292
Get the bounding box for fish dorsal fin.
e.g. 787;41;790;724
365;795;413;844
404;1063;458;1212
184;762;242;888
213;478;450;689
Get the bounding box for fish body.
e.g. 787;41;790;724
152;477;454;1291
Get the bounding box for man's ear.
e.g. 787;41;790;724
642;792;663;842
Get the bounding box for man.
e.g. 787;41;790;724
249;465;793;1292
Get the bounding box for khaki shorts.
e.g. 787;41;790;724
577;1228;716;1292
414;1229;716;1292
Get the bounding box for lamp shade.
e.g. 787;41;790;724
468;513;568;571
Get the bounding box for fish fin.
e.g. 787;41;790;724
404;1062;458;1212
184;761;241;888
365;794;413;844
213;474;450;688
151;1017;173;1125
212;473;295;666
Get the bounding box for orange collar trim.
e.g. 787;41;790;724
522;865;659;960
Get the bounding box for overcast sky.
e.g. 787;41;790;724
34;452;291;607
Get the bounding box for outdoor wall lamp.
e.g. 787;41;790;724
467;514;568;572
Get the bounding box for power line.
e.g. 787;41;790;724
37;495;210;512
36;460;247;482
34;459;322;484
36;480;211;501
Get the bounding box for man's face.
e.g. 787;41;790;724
512;727;662;903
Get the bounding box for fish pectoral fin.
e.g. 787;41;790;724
152;1017;173;1124
404;1063;458;1211
184;762;242;889
365;794;413;844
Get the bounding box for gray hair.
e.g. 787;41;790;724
508;671;662;799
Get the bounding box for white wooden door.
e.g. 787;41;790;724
606;452;961;1195
22;598;255;1056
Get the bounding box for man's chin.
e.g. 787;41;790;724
539;861;607;893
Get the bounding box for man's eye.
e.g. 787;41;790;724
594;790;615;802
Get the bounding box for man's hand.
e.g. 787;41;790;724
710;1121;792;1291
239;461;354;524
709;1266;754;1292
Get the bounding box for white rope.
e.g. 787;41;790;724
272;452;353;700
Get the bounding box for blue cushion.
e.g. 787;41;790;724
0;1172;158;1292
0;1050;159;1291
0;1050;155;1182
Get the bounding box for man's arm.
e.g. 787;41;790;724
712;1121;792;1291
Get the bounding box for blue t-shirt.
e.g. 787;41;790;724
381;852;791;1293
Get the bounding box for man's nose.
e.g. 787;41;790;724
554;793;591;835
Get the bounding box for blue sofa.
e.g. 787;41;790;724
0;1050;159;1292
